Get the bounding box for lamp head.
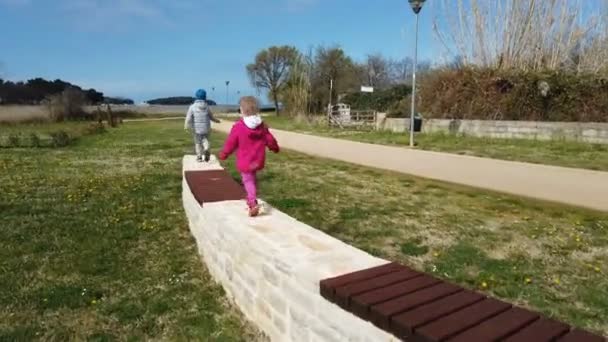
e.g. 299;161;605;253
408;0;426;14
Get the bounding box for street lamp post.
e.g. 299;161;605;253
328;78;334;115
225;81;230;105
408;0;425;147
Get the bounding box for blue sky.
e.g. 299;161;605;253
0;0;445;103
1;1;460;103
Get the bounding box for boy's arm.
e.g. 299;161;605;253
208;108;221;123
219;124;239;160
184;106;193;130
264;126;280;153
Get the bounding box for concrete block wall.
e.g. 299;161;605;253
378;118;608;144
182;156;398;342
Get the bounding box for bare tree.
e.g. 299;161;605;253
389;57;432;84
46;87;87;122
247;46;299;115
363;54;391;89
432;0;608;74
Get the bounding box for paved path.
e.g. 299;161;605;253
123;117;182;122
215;122;608;212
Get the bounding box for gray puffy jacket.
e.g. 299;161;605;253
185;100;217;134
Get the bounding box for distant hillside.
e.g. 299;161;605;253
147;97;217;106
0;77;104;105
104;97;134;105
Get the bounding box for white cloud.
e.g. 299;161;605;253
59;0;171;31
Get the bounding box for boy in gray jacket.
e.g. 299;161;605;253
185;89;220;162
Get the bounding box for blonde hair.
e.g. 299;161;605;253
239;96;259;116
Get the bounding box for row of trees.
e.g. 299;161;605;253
247;1;607;120
0;78;105;105
246;45;430;116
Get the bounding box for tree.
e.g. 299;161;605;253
279;51;313;118
247;46;299;115
46;87;87;122
310;46;359;112
433;0;608;75
0;77;104;105
363;54;391;89
389;57;432;84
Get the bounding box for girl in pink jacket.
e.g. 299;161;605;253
219;96;279;217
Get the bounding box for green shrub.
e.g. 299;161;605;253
50;131;71;147
29;133;41;147
418;67;608;122
343;84;411;112
7;133;21;147
84;122;106;135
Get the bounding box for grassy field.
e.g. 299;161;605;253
0;122;108;148
0;122;264;341
2;120;607;338
211;120;608;336
257;116;608;171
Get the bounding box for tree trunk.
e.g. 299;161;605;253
273;91;280;116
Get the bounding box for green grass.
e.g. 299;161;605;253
3;120;607;338
0;121;106;148
210;122;607;335
0;122;263;341
259;115;608;171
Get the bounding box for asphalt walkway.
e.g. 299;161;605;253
215;121;608;212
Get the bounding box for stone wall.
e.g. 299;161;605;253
377;117;608;144
181;156;397;342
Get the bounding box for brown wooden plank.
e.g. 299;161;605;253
319;263;604;342
447;307;539;342
502;318;571;342
350;275;441;320
319;262;403;301
334;269;421;308
391;291;485;339
414;298;511;342
185;170;246;204
558;329;606;342
370;283;462;330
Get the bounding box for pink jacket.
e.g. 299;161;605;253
219;119;279;173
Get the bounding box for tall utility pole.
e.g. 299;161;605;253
407;0;426;147
225;81;230;105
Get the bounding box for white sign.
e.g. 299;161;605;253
361;86;374;93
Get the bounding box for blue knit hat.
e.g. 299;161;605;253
195;89;207;100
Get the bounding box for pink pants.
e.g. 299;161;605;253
241;172;258;208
